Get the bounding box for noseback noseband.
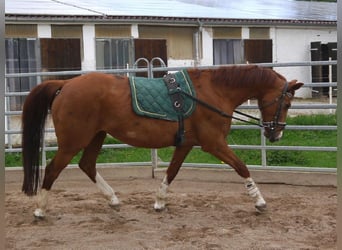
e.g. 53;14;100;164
260;81;290;131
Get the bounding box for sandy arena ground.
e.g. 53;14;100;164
5;166;337;250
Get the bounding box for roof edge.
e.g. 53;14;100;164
5;14;337;27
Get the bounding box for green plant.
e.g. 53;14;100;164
5;114;337;169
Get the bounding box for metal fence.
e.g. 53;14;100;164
4;60;337;174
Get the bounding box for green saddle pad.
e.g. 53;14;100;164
129;70;196;121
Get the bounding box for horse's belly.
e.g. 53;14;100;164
107;120;181;148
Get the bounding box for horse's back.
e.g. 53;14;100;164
60;72;128;96
50;73;131;142
52;73;130;109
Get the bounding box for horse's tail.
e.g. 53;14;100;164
21;80;66;196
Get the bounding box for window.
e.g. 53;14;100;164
96;38;134;70
213;39;244;65
5;38;40;110
213;39;272;65
5;38;82;110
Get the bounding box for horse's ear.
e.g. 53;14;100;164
288;80;304;91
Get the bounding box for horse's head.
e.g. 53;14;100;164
258;79;303;142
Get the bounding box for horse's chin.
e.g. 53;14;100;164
268;137;280;143
264;131;283;143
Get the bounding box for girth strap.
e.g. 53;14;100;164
163;73;186;146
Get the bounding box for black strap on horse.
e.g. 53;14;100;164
179;90;262;127
163;72;263;146
163;73;186;146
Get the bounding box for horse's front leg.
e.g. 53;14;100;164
244;177;266;212
154;145;192;211
202;141;266;212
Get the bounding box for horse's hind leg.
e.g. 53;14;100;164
154;145;192;211
35;149;78;218
78;131;120;208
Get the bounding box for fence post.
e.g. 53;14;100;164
329;57;333;114
133;58;159;177
4;92;11;148
260;127;267;167
149;57;168;178
149;57;165;178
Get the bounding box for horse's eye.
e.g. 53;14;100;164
286;92;293;98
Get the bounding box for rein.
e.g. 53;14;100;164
179;90;262;127
180;81;290;130
164;72;289;145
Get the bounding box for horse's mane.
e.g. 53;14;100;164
211;65;285;88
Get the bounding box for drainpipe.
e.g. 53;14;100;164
194;19;203;67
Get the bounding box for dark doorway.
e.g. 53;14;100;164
310;41;337;97
244;39;272;64
40;38;81;80
134;39;167;78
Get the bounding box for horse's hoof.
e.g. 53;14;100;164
109;199;121;211
33;208;45;218
154;202;166;212
255;203;267;213
110;195;120;205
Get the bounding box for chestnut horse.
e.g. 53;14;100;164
22;65;303;218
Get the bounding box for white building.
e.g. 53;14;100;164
5;0;337;99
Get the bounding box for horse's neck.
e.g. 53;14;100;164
214;83;260;109
189;68;266;110
208;67;266;108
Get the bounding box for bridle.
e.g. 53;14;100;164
259;81;291;132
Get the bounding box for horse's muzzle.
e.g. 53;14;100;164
262;121;286;142
264;130;283;142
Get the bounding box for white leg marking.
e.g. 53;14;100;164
245;177;267;212
95;172;120;207
34;189;49;218
154;176;169;211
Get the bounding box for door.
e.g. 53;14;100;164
40;38;81;80
244;39;272;64
310;41;337;97
134;39;167;77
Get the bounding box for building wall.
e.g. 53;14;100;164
5;22;337;98
273;27;337;98
5;24;37;38
139;25;195;59
95;24;131;37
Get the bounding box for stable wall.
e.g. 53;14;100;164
5;23;337;98
273;27;337;98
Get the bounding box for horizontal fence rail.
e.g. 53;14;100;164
4;61;337;174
